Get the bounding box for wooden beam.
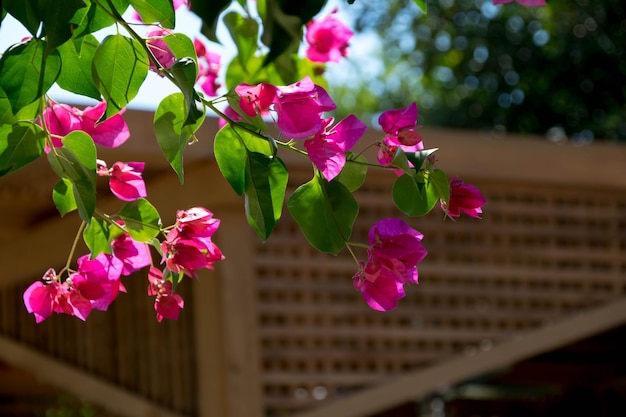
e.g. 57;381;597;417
0;335;187;417
292;296;626;417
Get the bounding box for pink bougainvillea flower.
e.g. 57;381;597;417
218;105;243;129
42;101;130;149
195;38;221;96
97;160;147;202
377;102;424;168
147;267;184;322
145;28;176;75
274;76;336;139
23;269;69;323
305;10;354;63
42;104;82;149
80;102;130;148
441;177;487;220
493;0;546;6
111;231;152;276
162;207;224;278
303;114;367;181
72;253;124;312
353;218;427;311
24;254;125;323
235;83;278;118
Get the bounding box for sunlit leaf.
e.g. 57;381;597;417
83;218;112;257
0;122;46;176
92;34;149;121
46;131;97;222
288;176;358;255
52;178;78;217
129;0;175;28
116;198;162;242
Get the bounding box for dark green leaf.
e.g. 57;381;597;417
46;131;97;222
71;0;130;38
224;12;259;69
214;124;248;196
57;34;101;100
170;57;204;126
392;172;441;217
288;176;358;255
129;0;175;28
261;0;327;66
83;218;112;257
154;92;205;183
2;0;42;35
92;34;149;121
336;153;368;192
0;39;61;113
116;198;162;242
52;178;78;216
0;122;46;176
0;92;40;125
427;168;450;207
163;33;197;60
404;148;438;172
189;0;231;42
244;153;288;241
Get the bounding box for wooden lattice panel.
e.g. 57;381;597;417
254;179;626;415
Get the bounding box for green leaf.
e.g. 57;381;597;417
0;39;61;113
46;131;97;222
261;0;327;66
71;0;130;38
57;34;101;100
129;0;175;28
0;122;46;176
52;178;78;216
224;12;259;69
214;124;248;196
244;153;288;241
288;176;358;255
413;0;427;14
336;153;368;192
92;34;149;121
392;171;444;217
83;218;112;257
427;168;450;207
170;57;205;126
154;92;205;183
3;0;87;53
188;0;232;42
163;33;197;60
404;148;438;172
116;198;162;242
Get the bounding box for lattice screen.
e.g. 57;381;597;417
254;178;626;415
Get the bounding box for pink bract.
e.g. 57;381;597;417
354;218;427;311
81;102;130;148
304;114;367;181
146;28;176;75
112;233;152;276
104;161;147;202
441;177;487;219
235;83;278;118
147;267;184;322
274;77;336;139
305;12;353;63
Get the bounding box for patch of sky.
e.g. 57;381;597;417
434;32;452;52
473;45;489;63
532;30;550;46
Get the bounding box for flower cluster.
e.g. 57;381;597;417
233;76;367;181
353;218;427;311
24;233;151;323
376;102;424;167
162;207;224;278
305;10;354;63
148;267;184;322
42;101;130;149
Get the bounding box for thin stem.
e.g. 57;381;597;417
64;221;86;277
344;242;364;270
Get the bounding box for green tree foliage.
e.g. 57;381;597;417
331;0;626;141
